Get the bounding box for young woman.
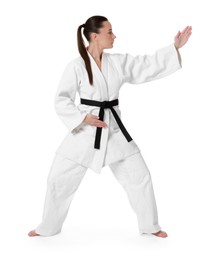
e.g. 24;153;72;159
28;16;192;238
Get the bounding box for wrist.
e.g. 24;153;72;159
174;43;179;49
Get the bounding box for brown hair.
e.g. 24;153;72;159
77;15;108;85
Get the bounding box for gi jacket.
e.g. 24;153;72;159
54;43;182;174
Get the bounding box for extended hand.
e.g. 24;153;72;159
174;26;192;49
83;114;107;128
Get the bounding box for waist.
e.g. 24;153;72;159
80;98;119;108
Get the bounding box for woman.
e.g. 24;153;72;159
28;16;192;238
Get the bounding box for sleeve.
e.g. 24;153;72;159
54;61;88;134
119;43;182;84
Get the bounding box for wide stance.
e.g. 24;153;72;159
29;151;167;238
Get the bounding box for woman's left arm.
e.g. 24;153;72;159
117;26;192;85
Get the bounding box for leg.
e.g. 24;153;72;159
109;152;165;236
29;153;88;237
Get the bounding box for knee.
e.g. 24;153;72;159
127;170;151;186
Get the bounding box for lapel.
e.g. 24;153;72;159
87;51;108;100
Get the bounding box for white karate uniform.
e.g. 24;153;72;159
54;43;181;174
35;152;160;236
35;44;182;236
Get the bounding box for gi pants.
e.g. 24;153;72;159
35;152;161;236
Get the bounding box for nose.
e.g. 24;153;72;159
112;34;116;39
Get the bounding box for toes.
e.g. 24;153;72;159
152;230;168;238
159;232;168;238
28;230;40;237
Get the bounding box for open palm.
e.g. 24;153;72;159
174;26;192;49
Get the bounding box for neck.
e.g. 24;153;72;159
87;44;103;62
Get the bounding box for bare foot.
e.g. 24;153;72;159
152;230;168;238
28;230;40;237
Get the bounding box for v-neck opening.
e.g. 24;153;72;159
87;50;104;73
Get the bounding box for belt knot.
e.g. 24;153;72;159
80;98;132;149
101;101;107;109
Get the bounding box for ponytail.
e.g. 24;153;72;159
77;16;108;86
77;24;93;85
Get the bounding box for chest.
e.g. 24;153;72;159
77;54;123;99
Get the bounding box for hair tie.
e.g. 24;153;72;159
81;24;85;28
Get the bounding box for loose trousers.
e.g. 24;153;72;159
35;152;161;236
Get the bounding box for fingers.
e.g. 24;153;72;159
185;26;192;36
91;116;107;127
176;25;192;39
181;25;192;36
181;26;192;42
90;114;99;119
96;119;107;128
92;120;107;128
85;114;107;127
188;31;192;38
187;26;192;37
181;26;189;34
175;31;181;39
175;26;192;47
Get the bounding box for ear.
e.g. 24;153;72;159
90;32;98;42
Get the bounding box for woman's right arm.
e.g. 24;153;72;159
54;61;107;133
54;61;88;134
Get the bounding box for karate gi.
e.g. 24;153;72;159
35;43;182;236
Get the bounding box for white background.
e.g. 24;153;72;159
0;0;209;259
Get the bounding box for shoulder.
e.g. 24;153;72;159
105;52;128;62
105;52;133;68
61;56;85;77
65;56;85;68
105;52;128;60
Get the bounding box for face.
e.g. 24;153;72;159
92;21;116;49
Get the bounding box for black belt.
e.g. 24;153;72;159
80;98;133;149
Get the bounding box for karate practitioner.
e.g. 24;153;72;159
28;16;192;238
